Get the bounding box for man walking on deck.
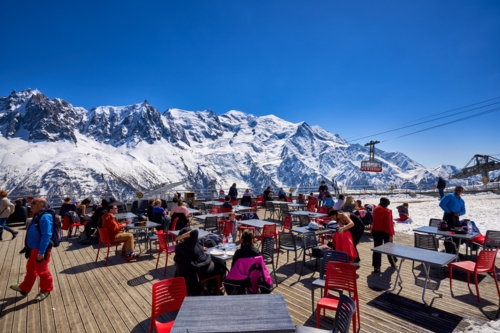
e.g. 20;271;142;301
10;198;54;302
437;177;446;199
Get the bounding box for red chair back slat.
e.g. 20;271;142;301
151;277;187;332
262;224;277;237
221;207;233;213
317;206;329;214
97;227;112;244
230;200;239;206
476;249;499;271
222;221;235;237
212;207;221;214
282;216;293;232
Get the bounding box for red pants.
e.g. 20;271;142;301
19;248;53;293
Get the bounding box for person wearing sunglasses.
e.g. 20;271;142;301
439;186;466;254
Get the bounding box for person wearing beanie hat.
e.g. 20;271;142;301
371;197;396;274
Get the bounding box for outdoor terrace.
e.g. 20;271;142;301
0;209;499;333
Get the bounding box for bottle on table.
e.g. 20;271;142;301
228;233;233;244
467;220;473;234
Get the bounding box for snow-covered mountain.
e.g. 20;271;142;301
0;89;467;200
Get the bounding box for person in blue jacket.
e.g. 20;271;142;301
439;186;466;253
10;198;54;302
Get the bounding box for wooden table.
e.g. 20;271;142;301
170;294;295;333
371;243;457;307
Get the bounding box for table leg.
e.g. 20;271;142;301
421;262;443;307
387;259;405;294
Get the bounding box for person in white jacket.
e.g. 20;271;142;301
0;190;17;240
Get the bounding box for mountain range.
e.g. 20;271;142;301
0;88;469;201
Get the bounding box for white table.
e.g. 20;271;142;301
238;219;276;229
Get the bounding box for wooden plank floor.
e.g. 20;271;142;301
1;212;499;333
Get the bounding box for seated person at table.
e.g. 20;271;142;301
170;198;189;230
221;195;233;210
297;193;306;205
342;195;356;212
59;197;76;217
172;193;179;203
277;188;287;200
355;200;364;211
76;198;92;224
333;194;344;210
101;204;139;260
240;189;252;206
152;199;170;230
84;198;109;240
231;230;261;268
146;198;155;219
396;203;410;222
322;192;335;208
174;227;226;296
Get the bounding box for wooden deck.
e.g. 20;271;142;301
1;212;499;333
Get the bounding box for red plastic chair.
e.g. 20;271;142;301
250;202;258;212
201;274;221;295
316;262;360;333
95;228;126;266
167;218;179;244
211;207;221;214
150;277;187;333
221;220;235;238
63;215;82;240
279;216;293;234
253;224;278;251
286;197;292;202
449;249;500;302
156;231;176;276
221;207;233;213
317;206;329;214
230;200;239;206
307;199;318;212
256;195;264;207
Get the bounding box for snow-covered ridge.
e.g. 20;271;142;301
0;89;473;200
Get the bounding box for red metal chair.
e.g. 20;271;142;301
156;231;176;276
316;262;360;333
150;277;187;333
95;228;126;266
449;249;500;302
201;274;221;295
167;218;179;244
253;224;278;251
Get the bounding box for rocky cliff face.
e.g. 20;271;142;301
0;89;466;201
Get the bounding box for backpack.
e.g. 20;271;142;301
34;209;61;248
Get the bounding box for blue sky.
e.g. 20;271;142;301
1;1;499;169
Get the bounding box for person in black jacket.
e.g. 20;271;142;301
59;197;76;217
437;177;446;199
228;183;238;201
174;228;224;295
231;230;261;268
84;199;109;240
